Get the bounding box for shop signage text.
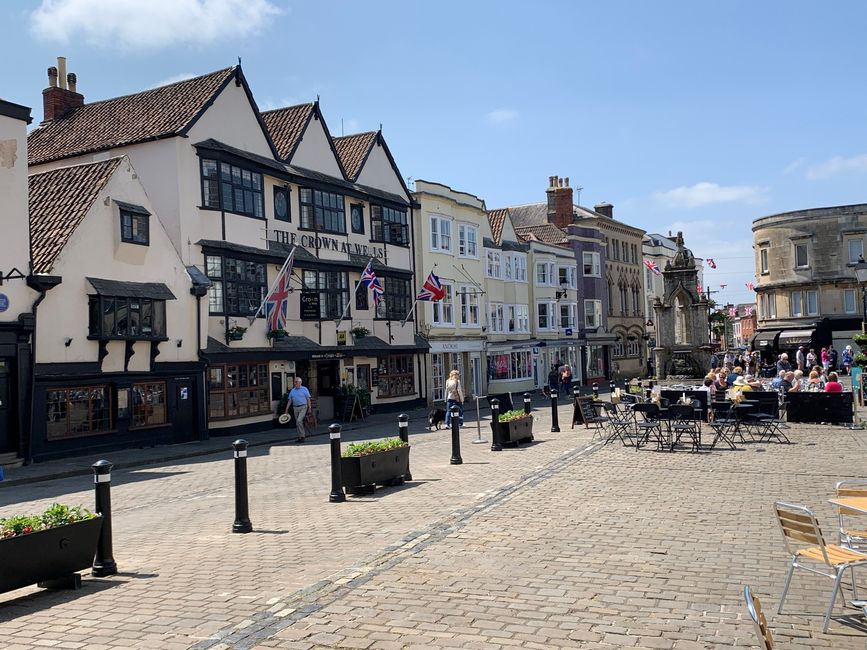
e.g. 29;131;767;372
277;231;386;259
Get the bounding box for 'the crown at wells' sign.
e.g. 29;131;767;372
291;233;386;259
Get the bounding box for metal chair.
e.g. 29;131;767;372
601;402;637;447
668;403;700;452
632;403;665;451
744;585;774;649
709;402;737;449
774;501;867;632
835;479;867;551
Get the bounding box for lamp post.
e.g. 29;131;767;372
855;260;867;332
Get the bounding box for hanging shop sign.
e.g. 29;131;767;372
300;291;320;320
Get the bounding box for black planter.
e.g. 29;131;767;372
340;445;410;493
269;333;286;342
492;416;534;444
0;516;103;593
227;331;244;341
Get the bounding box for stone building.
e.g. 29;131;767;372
752;203;867;359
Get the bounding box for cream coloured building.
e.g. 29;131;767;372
27;58;424;442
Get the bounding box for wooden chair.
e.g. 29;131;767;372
744;585;774;649
836;479;867;551
774;501;867;632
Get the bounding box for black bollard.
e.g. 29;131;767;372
573;384;581;402
231;440;252;533
398;413;412;481
609;380;616;396
523;392;532;414
550;392;560;432
91;460;117;576
490;398;503;452
450;406;463;464
329;423;346;502
592;382;599;400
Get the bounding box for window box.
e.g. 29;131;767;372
267;328;288;341
0;516;103;594
227;326;247;341
340;443;410;494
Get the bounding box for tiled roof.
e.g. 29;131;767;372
260;103;315;161
487;208;509;245
28;67;236;166
29;158;123;273
333;131;377;181
506;203;548;228
514;224;569;246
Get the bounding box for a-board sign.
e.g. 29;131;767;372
341;393;364;423
572;397;599;428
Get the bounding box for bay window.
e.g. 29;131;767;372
88;296;167;340
585;299;602;328
583;251;600;277
432;282;454;326
537;301;556;330
458;224;478;257
514;255;527;281
536;262;555;286
430;216;452;252
458;285;480;327
488;303;505;333
559;303;576;329
486;251;501;278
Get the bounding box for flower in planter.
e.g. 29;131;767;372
1;503;95;539
227;325;247;340
267;328;288;340
342;437;407;458
350;325;370;339
498;409;532;422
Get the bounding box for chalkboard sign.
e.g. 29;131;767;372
572;397;600;429
300;291;320;320
371;368;380;387
341;393;364;423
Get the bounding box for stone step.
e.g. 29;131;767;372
0;452;24;470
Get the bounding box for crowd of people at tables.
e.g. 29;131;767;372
702;344;853;400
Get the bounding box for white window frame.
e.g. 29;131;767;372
585;299;602;328
559;302;576;329
431;281;454;326
806;289;818;316
767;291;776;318
458;224;478;258
504;254;513;280
431;354;446;402
430;215;452;253
516;304;529;332
848;238;864;265
514;254;527;282
790;291;803;317
760;248;769;274
535;261;555;286
536;301;556;331
458;284;480;328
488;302;505;333
486;250;502;278
583;251;601;277
794;243;808;269
844;288;857;314
558;265;577;289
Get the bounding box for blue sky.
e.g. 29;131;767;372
4;0;867;306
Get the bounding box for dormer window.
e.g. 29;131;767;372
116;201;150;246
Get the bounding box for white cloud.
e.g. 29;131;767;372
652;181;769;209
149;72;197;88
782;157;805;175
805;154;867;180
485;108;518;125
30;0;282;50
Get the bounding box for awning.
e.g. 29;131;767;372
750;330;781;350
86;277;176;300
778;329;815;348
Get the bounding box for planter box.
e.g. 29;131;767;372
340;445;409;493
786;391;853;424
227;331;244;341
492;416;534;444
0;516;102;593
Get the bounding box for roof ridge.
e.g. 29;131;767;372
260;102;316;115
333;130;378;140
61;67;235;110
28;155;126;178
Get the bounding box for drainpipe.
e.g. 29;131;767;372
193;287;209;442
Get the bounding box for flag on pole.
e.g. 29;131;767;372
720;283;727;289
746;281;755;291
696;283;703;293
416;271;446;301
728;306;737;318
252;246;296;328
370;278;384;306
745;306;754;316
706;258;717;269
644;260;661;276
359;261;378;288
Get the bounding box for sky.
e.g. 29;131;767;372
3;0;867;307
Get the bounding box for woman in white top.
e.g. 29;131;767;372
444;369;465;427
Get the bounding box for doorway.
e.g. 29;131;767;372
0;359;12;453
315;360;340;419
173;377;196;444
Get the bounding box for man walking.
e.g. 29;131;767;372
796;345;805;372
285;377;313;443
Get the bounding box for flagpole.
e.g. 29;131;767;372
335;257;376;328
401;299;418;327
249;246;296;325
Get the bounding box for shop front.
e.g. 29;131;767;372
429;339;486;404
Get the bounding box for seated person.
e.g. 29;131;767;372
770;370;789;390
726;365;743;386
824;371;843;393
731;376;754;396
744;374;763;390
785;371;800;392
702;376;716;398
807;369;824;390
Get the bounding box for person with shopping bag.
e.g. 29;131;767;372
444;369;464;427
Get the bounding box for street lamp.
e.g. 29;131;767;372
555;281;569;301
854;259;867;331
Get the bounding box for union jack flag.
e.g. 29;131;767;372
696;283;703;293
359;261;378;288
746;281;755;291
370;278;385;306
745;306;754;316
264;248;295;332
728;306;737;318
644;260;661;276
706;258;717;269
416;271;446;301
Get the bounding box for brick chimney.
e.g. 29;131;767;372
594;202;613;218
545;175;574;229
42;56;84;122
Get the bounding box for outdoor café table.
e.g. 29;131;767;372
829;496;867;515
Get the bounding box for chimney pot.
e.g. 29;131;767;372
57;56;67;89
564;177;569;187
549;176;555;188
47;66;58;87
67;73;77;93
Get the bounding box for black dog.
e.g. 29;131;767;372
428;408;446;430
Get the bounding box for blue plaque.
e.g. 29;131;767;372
565;327;573;336
0;294;9;313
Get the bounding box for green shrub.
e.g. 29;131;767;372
499;409;532;422
342;437;407;458
855;353;867;368
0;503;95;539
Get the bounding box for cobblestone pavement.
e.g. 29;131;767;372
2;403;867;648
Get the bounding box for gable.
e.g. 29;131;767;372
288;109;344;177
261;103;315;160
354;139;408;199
